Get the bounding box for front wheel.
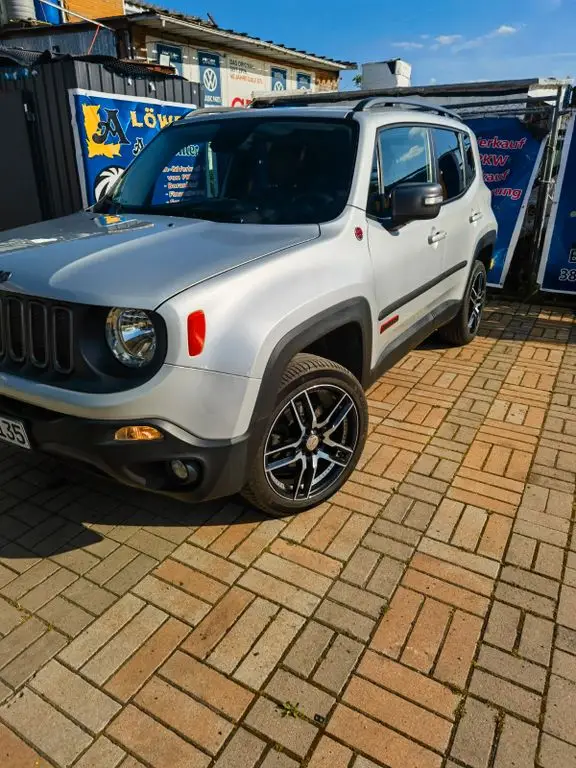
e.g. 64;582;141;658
242;353;368;516
438;260;487;346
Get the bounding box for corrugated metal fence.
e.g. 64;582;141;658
0;59;201;229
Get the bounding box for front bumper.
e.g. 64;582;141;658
0;395;251;501
0;363;261;442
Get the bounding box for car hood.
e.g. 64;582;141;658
0;212;320;309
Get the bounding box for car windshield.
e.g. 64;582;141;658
94;116;359;225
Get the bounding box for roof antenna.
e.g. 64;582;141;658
207;12;217;26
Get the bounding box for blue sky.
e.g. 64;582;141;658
162;0;575;87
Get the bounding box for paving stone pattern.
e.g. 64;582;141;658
0;301;575;767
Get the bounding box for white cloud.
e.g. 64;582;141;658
452;38;484;52
451;24;520;52
435;34;462;45
392;41;425;49
399;145;424;163
420;34;430;40
489;24;518;36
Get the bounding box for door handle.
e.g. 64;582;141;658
469;211;483;223
428;230;447;245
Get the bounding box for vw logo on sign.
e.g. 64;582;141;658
273;80;285;91
203;68;218;93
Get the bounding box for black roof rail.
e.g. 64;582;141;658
186;106;238;117
249;88;462;121
351;97;462;121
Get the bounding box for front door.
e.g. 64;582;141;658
366;124;446;358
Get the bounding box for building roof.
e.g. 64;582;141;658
0;6;356;72
0;44;42;66
124;1;356;71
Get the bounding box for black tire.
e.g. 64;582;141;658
438;260;487;346
242;353;368;516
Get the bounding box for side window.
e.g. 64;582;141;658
432;128;465;201
462;132;476;185
367;125;432;218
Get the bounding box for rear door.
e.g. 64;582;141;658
431;126;476;300
365;123;446;356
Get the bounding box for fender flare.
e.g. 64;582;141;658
248;297;373;439
471;229;497;275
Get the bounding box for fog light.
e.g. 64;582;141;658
171;459;190;481
114;426;163;441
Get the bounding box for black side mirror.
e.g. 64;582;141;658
391;182;443;227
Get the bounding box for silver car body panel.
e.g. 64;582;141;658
0;212;319;309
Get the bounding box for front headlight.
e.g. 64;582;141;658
105;308;157;368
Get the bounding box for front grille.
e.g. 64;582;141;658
0;294;74;375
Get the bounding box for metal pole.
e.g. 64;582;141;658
530;84;566;286
86;26;100;55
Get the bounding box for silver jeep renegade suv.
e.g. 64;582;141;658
0;93;496;516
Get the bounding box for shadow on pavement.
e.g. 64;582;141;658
0;449;269;561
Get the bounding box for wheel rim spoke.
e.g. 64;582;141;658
298;390;318;429
468;273;485;332
265;439;302;459
323;435;354;454
265;449;303;473
293;454;308;500
317;448;348;468
468;304;481;331
301;454;319;499
290;399;307;437
323;400;354;438
318;394;347;429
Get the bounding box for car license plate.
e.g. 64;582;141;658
0;416;30;450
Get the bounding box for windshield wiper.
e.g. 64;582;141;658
92;198;125;215
167;205;242;223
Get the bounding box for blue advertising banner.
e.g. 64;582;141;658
271;67;287;92
198;51;222;107
296;72;312;90
538;113;576;294
465;117;546;287
69;89;197;207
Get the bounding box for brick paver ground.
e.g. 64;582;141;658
0;300;575;768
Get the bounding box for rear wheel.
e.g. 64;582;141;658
438;260;487;346
242;353;368;516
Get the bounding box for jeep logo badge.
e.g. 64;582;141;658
0;271;11;283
